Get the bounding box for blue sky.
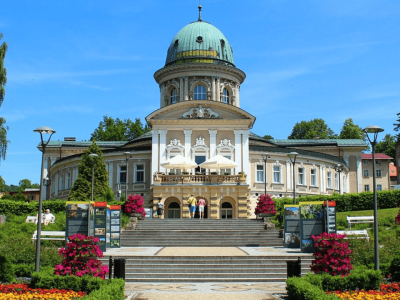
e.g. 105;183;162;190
1;0;399;186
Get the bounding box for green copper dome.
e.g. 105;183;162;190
165;20;235;67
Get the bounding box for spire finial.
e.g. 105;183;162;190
198;0;202;21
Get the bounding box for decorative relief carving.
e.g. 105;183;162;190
167;139;182;147
180;105;221;119
171;79;180;88
194;136;206;147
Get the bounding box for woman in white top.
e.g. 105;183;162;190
198;197;206;219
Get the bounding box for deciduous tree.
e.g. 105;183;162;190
90;116;150;141
0;33;8;163
394;112;400;141
375;134;396;159
288;118;337;139
68;141;112;201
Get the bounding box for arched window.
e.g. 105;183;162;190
170;88;177;104
194;85;206;100
222;88;230;104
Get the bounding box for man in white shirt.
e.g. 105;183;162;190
43;209;55;225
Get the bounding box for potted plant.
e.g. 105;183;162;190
124;194;146;218
168;171;175;175
211;172;217;175
182;171;189;175
254;194;276;217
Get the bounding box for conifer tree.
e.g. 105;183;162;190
68;141;112;201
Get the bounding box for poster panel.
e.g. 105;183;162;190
65;201;89;242
93;202;107;252
106;206;111;248
324;201;337;234
284;205;300;248
110;205;121;248
299;201;325;253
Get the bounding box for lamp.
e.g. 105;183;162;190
363;125;384;271
261;153;269;195
124;152;131;201
88;153;99;202
334;164;344;194
287;152;298;204
33;126;55;272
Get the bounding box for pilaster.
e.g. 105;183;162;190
183;130;192;158
216;77;220;102
242;130;250;184
212;76;216;101
233;130;242;175
184;76;189;100
179;77;184;102
159;130;168;172
356;156;362;193
151;130;159;183
209;130;218;157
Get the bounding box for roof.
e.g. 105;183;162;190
362;153;393;160
165;20;234;66
42;141;126;149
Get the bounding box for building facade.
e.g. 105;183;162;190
40;14;367;219
361;153;393;192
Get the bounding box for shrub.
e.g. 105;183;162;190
311;232;353;276
124;194;146;217
0;254;15;283
254;194;276;215
389;253;400;282
286;277;337;300
14;264;35;277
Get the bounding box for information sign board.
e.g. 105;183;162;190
299;201;325;253
283;205;300;248
65;202;89;242
93;202;107;252
109;205;121;248
324;201;337;234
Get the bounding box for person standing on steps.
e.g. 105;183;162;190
187;194;197;219
198;197;206;219
157;198;164;219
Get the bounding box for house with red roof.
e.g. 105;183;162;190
362;153;393;191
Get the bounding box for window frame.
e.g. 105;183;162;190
273;165;282;184
377;184;382;191
256;164;265;183
170;88;177;104
135;164;145;183
66;173;71;190
363;160;369;165
119;165;127;184
298;167;305;185
310;169;317;186
222;88;230;104
59;175;64;191
363;169;369;177
194;85;206;100
364;184;370;191
327;171;332;189
376;169;382;177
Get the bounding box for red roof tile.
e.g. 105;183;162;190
362;153;393;160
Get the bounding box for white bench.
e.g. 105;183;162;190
347;215;374;228
31;230;66;243
337;229;370;241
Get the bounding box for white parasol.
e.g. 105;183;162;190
199;154;238;172
160;155;198;171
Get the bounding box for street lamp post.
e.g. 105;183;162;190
33;126;56;272
287;152;298;204
364;125;384;271
334;164;344;194
88;153;99;202
124;152;131;201
261;153;269;195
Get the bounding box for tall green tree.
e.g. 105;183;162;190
375;134;396;159
394;112;400;141
339;118;366;140
0;176;5;192
68;141;112;201
90;116;150;141
17;179;39;191
0;33;8;163
263;135;274;139
288;118;337;139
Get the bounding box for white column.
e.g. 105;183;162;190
184;76;189;100
109;162;113;189
236;84;240;107
160;84;165;107
356;156;362;193
209;130;217;157
234;130;242;175
159;130;168;172
286;161;291;191
54;174;59;197
183;130;192;158
212;77;216;101
242;130;250;183
340;174;344;194
319;165;323;194
216;77;220;102
179;77;184;102
151;130;159;183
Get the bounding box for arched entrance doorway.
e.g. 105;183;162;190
164;197;181;219
194;197;208;219
221;202;233;219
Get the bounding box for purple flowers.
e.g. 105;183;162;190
124;194;146;217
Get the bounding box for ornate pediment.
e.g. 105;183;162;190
181;105;221;119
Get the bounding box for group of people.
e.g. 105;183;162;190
156;195;206;219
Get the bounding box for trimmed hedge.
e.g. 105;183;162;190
275;190;400;215
30;269;124;299
0;199;125;216
286;267;382;300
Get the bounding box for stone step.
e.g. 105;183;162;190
124;272;291;279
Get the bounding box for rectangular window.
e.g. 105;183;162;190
119;166;127;183
376;160;381;165
298;167;305;185
59;175;64;191
363;169;369;177
273;165;281;183
311;169;317;186
365;185;370;191
335;173;338;190
363;160;368;164
256;165;264;182
376;170;382;177
377;184;382;191
136;165;144;182
327;172;332;188
66;173;71;189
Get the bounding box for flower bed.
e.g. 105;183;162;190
327;282;400;299
0;283;85;299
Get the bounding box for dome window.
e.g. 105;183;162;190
196;36;203;44
220;39;225;46
194;85;206;100
222;88;230;104
174;39;179;46
170;88;177;104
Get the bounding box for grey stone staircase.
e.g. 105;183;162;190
121;219;282;247
101;256;313;282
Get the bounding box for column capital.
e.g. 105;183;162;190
183;130;193;136
208;130;218;137
159;130;168;137
152;130;159;138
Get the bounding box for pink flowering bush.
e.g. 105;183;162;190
311;232;353;277
124;194;146;217
54;234;109;279
254;194;277;215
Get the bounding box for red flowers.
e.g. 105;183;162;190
54;234;109;279
0;283;85;299
124;194;146;217
254;194;277;215
311;232;353;276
